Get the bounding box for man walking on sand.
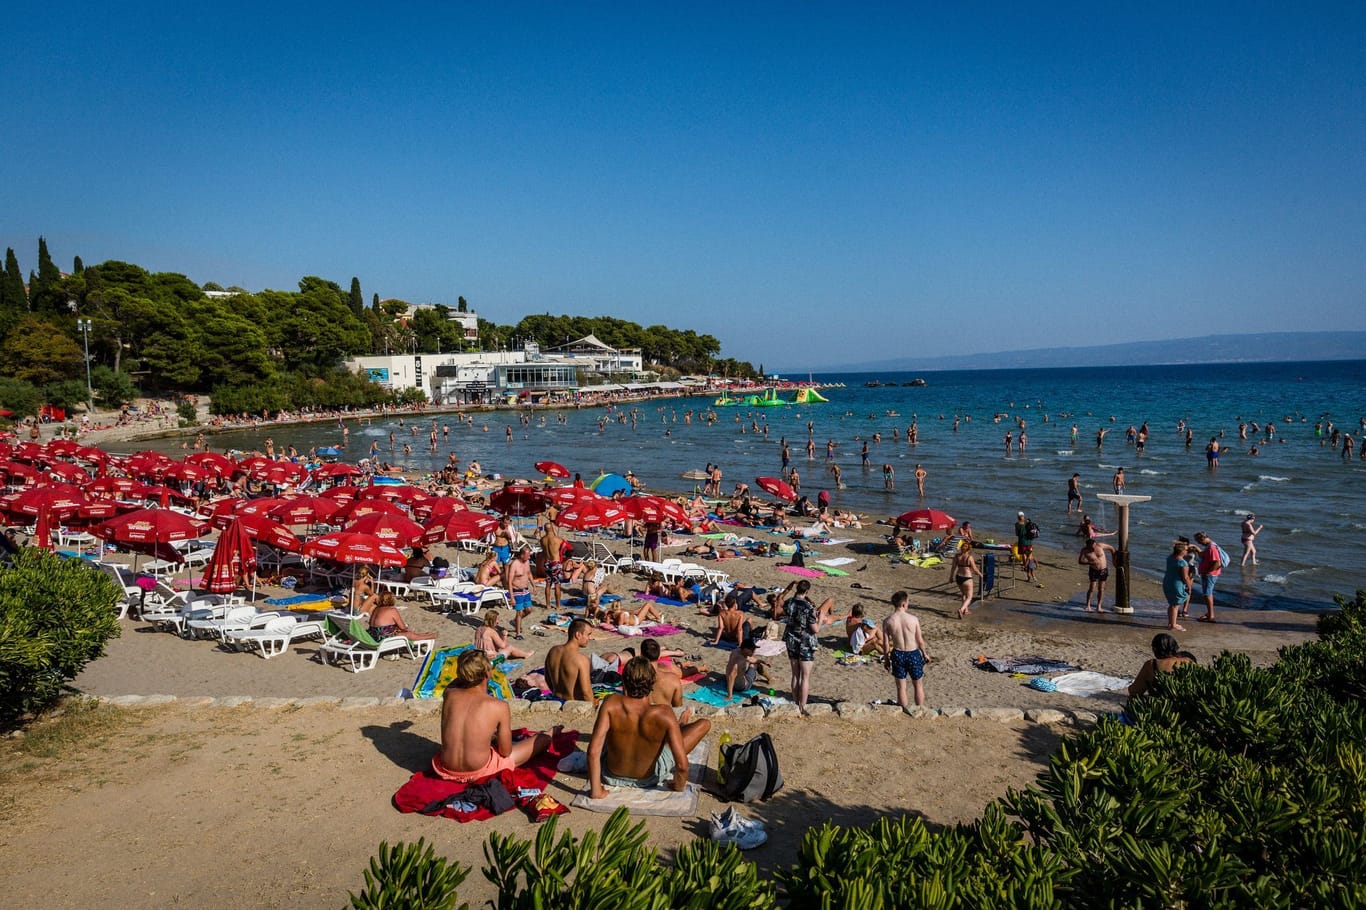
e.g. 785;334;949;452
503;544;535;638
545;619;594;701
882;591;930;707
1078;538;1117;612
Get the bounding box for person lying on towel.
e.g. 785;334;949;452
433;650;556;783
587;657;710;797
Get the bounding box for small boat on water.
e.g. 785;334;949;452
907;378;927;387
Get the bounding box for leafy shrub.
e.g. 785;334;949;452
354;593;1366;908
90;365;137;408
347;838;469;910
0;549;122;728
176;400;198;425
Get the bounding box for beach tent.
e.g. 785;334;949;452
589;472;633;498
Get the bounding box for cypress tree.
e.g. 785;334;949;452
349;277;364;316
29;236;65;314
73;255;84;273
0;248;27;339
372;292;380;311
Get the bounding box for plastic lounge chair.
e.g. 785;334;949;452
431;583;510;616
319;615;429;672
225;615;326;658
185;607;281;642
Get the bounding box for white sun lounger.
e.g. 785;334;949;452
224;615;326;658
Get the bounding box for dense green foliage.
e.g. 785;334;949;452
0;238;757;417
0;550;123;728
355;591;1366;908
347;839;470;910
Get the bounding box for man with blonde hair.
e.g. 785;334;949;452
433;650;553;782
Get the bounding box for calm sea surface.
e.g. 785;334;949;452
152;360;1366;612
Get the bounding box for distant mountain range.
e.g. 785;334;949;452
809;332;1366;373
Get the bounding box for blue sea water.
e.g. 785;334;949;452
171;359;1366;612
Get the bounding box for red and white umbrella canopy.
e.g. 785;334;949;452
313;462;363;480
42;461;90;485
223;510;302;553
302;531;407;567
895;508;957;531
489;484;550;517
94;508;208;546
619;495;692;528
343;511;426;548
3;483;89;518
318;484;363;501
413;495;467;522
544;485;601;508
124;451;176;479
45;439;81;456
421;510;499;545
331;497;408;524
0;460;42;484
358;483;431;505
86;476;148;499
534;460;571;479
556;497;629;531
184;451;240;477
255;461;310;486
756;476;797;502
266;495;341;526
162;462;217;484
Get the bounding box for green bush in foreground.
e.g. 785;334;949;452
354;590;1366;908
0;550;122;728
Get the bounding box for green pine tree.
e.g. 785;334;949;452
29;236;65;314
349;276;364;316
372;292;380;311
0;248;27;339
72;255;84;273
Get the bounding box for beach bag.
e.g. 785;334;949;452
1216;545;1231;568
718;733;783;802
1026;520;1041;540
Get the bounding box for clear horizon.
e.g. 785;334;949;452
3;2;1363;369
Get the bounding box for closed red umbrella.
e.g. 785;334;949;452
200;518;257;594
556;497;628;531
489;484;550;517
344;511;426;548
534;460;571;479
895;508;956;531
756;476;797;502
421;510;499;546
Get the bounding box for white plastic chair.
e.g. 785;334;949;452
225;615;326;658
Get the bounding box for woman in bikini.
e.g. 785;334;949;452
473;610;533;660
366;592;437;645
950;543;982;618
473;551;501;587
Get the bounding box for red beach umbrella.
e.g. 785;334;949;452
72;445;111;466
534;460;571;479
41;461;91;485
895;508;957;531
4;482;89;518
255;461;310;486
86;476;147;498
94;507;208;546
421;510;499;546
124;451;176;479
302;531;407;567
344;511;426;548
358;483;431;505
200;518;257;594
236;455;272;475
227;510;303;553
45;439;81;456
184;452;239;476
0;460;41;484
556;497;628;531
331;497;408;524
619;494;692;528
140;484;193;508
313;462;363;480
544;485;601;508
756;476;797;502
413;495;467;522
266;495;341;526
162;462;217;484
489;484;550;517
319;484;363;501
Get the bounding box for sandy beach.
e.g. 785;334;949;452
6;409;1326;908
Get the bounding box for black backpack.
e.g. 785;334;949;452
1026;520;1041;540
718;733;784;802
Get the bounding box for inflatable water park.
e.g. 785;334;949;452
713;386;829;407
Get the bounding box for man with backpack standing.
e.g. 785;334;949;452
1192;531;1225;623
1015;511;1038;583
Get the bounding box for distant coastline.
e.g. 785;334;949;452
797;331;1366;373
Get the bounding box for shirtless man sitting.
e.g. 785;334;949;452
845;603;887;657
587;657;711;798
724;638;771;699
711;594;752;647
544;619;594;702
433;650;553;782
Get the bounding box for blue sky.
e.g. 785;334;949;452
3;2;1363;370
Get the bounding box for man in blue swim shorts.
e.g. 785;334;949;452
881;590;931;707
504;545;535;638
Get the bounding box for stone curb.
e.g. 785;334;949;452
87;694;1099;727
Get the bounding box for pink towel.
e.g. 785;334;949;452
640;623;685;636
777;565;824;578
